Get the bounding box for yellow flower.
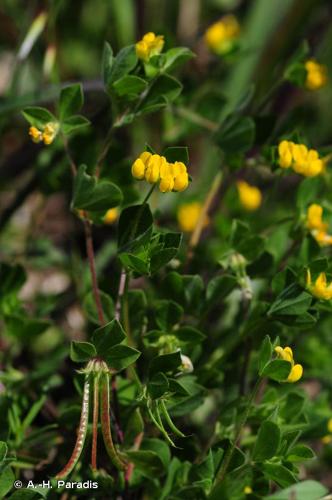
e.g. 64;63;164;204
244;486;253;495
131;158;146;180
322;435;332;444
177;202;209;232
306;270;332;300
29;126;43;143
145;154;162;183
274;346;303;383
103;208;118;225
305;59;328;91
328;418;332;434
173;171;189;192
42;122;58;145
306;204;332;247
278;140;293;168
237;181;262;211
29;122;58;145
204;15;240;54
131;151;190;193
135;32;164;62
159;175;174;193
277;140;324;177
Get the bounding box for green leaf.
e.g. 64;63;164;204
83;290;114;325
162;47;195;72
149;351;182;376
72;165;123;212
205;275;237;307
264;480;327;500
59;83;83;121
262;359;291;382
280;392;305;421
5;315;50;340
258;335;273;374
119;253;150;275
141;75;182;109
253;421;281;461
113;75;147;96
163;146;189;165
141;438;171;468
0;466;15;498
118;204;153;251
125;408;144;445
105;345;141;371
268;284;312;317
174;326;205;344
286;444;315;462
102;42;114;86
0;441;8;464
262;463;297;488
22;106;57;128
125;450;165;477
147;372;169;399
155;300;183;331
0;262;26;297
61;115;90;135
70;341;97;362
108;45;137;85
214;115;255;154
92;319;126;354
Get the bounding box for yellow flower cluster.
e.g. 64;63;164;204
237;181;262;211
306;204;332;246
305;59;328;91
321;418;332;444
135;32;164;62
131;151;189;193
29;122;58;145
103;208;118;225
306;270;332;300
274;346;303;383
278;140;324;177
204;15;240;54
177;202;209;232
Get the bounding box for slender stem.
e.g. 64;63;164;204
55;376;90;479
83;218;105;325
115;269;127;321
125;431;144;482
188;171;223;262
91;375;99;471
95;125;114;177
100;372;127;471
123;272;133;346
175;106;218;132
61;133;77;176
213;377;263;487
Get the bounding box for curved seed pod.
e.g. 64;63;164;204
148;400;176;447
100;372;127;471
159;399;185;437
56;375;90;479
91;375;99;471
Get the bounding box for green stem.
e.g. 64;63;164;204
213;377;263;487
159;400;185;437
55;375;90;479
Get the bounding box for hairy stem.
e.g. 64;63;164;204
56;375;90;479
188;171;223;263
83;218;105;325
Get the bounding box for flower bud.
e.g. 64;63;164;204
131;158;146;179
